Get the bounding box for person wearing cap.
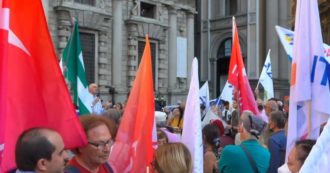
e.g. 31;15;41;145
219;111;270;173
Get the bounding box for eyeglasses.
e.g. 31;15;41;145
88;139;114;150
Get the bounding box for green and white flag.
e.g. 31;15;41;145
62;21;93;114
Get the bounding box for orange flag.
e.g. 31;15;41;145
109;35;155;173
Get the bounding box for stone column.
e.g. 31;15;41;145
247;0;259;79
168;7;177;90
186;11;194;85
265;0;279;79
112;0;123;90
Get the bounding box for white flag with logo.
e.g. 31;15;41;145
258;49;274;100
286;0;330;168
275;25;330;62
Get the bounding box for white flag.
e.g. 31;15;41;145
275;26;294;61
219;81;234;104
182;58;203;173
199;81;210;111
286;0;330;166
258;49;274;100
275;25;330;62
201;110;222;128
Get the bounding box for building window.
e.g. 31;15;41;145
140;2;156;19
74;0;95;6
138;40;157;90
80;32;96;84
218;39;232;59
225;0;237;16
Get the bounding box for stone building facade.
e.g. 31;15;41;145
43;0;196;104
196;0;291;99
197;0;330;99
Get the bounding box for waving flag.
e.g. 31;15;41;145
219;80;234;104
199;81;210;111
62;21;93;115
286;0;330;163
109;35;155;173
275;26;294;61
275;25;330;62
0;0;87;171
182;58;203;173
228;17;259;115
258;49;274;100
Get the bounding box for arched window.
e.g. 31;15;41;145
218;39;232;58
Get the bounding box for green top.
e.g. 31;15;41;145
218;139;270;173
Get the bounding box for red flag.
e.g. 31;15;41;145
228;17;259;115
109;35;155;173
0;0;87;171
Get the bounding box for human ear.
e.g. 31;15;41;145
36;158;47;172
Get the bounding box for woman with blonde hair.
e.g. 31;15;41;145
153;143;192;173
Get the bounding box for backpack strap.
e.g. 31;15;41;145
240;144;260;173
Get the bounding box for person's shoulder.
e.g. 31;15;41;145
257;143;271;158
269;131;287;144
204;150;216;158
222;144;242;156
204;150;217;163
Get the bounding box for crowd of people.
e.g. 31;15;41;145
10;84;318;173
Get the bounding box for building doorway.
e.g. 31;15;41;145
216;38;232;96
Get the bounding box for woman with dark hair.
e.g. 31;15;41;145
203;124;221;173
168;107;184;130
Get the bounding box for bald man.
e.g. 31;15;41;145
15;128;69;173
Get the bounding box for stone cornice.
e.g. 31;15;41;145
125;16;169;28
54;2;112;18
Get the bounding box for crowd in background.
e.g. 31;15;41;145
11;84;320;173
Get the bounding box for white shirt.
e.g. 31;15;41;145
91;96;104;115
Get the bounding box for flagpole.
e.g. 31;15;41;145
255;81;260;90
307;100;312;138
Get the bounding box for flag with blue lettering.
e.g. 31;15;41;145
258;49;274;100
199;81;210;111
286;0;330;166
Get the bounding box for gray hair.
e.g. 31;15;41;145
266;100;279;112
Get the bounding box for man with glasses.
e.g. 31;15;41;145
65;116;116;173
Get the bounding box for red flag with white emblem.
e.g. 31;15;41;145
228;17;259;115
0;0;87;171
